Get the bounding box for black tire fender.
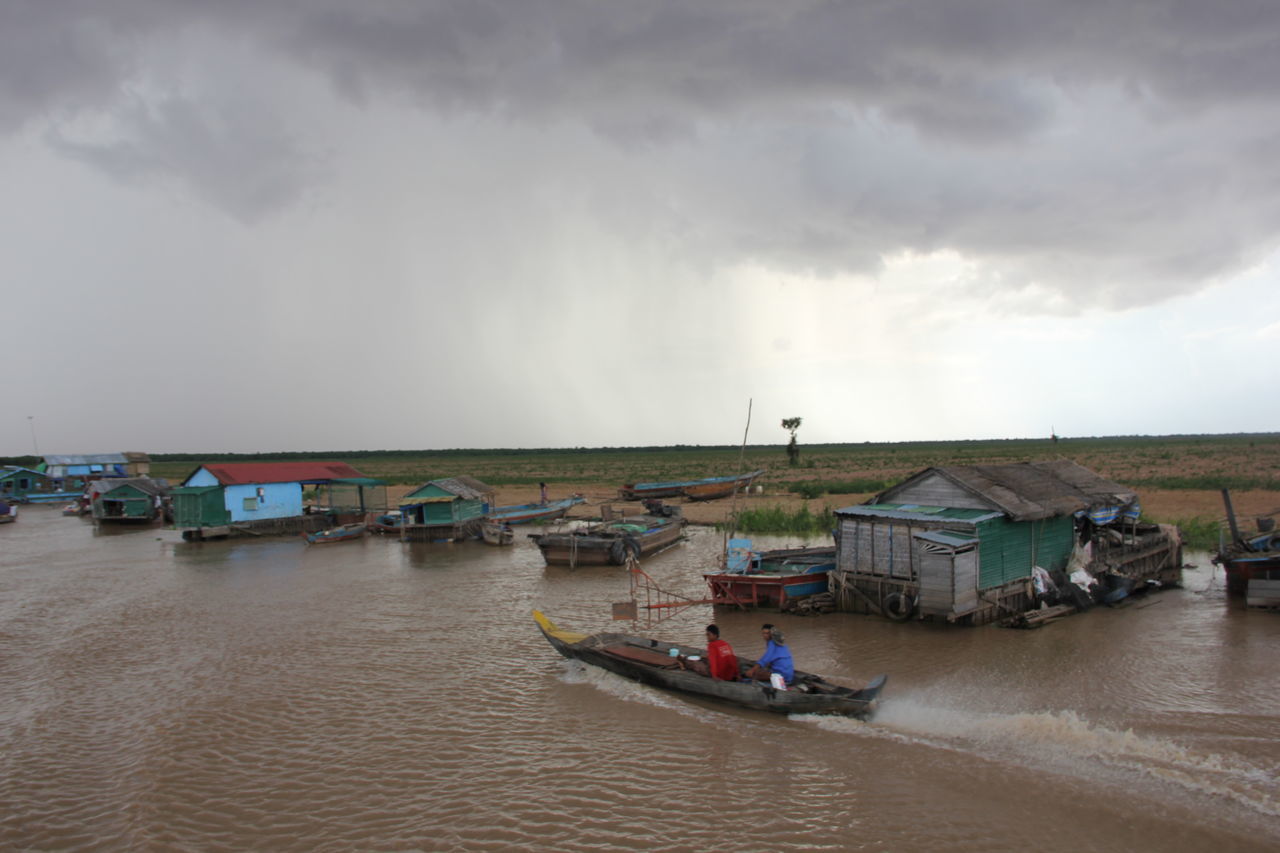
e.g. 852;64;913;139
609;539;628;565
883;592;916;622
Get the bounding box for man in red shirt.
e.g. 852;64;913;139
705;624;739;681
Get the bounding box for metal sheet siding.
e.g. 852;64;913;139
975;515;1075;589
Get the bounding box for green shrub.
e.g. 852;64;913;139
726;504;836;536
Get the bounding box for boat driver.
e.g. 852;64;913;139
744;624;794;685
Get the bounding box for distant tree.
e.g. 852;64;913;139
781;417;803;465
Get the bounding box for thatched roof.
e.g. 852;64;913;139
878;459;1137;522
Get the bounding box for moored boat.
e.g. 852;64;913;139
704;542;836;609
619;470;765;501
1213;489;1280;595
0;499;16;524
482;520;515;546
367;511;403;534
305;522;367;544
487;496;585;525
529;514;686;566
680;470;766;501
534;610;886;717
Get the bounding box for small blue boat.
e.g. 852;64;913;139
487;496;585;525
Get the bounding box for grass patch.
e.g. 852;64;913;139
1171;516;1224;551
727;504;836;536
786;478;893;499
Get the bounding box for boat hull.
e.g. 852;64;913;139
704;571;831;608
488;497;585;525
533;611;884;717
305;523;367;544
620;470;765;502
532;516;686;566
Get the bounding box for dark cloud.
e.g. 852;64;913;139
4;0;1280;302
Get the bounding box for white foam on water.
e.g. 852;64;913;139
803;692;1280;820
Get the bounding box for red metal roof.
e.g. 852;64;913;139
198;462;369;485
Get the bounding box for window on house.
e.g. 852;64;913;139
243;497;258;511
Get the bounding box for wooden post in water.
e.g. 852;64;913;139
1222;488;1244;548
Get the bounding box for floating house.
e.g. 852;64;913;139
170;462;385;541
0;466;74;503
398;476;495;542
43;452;151;479
829;460;1182;626
91;478;171;525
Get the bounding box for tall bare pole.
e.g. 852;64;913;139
27;416;38;456
723;399;753;560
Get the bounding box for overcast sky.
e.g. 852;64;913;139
3;1;1278;455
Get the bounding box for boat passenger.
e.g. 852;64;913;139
539;482;549;505
704;624;739;681
745;624;794;685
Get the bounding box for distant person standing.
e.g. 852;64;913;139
705;624;739;681
539;482;548;505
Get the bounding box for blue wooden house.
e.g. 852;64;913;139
170;461;384;540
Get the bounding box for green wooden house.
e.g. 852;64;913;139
831;460;1148;624
398;476;495;541
92;478;170;524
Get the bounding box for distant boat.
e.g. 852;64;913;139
619;470;765;501
482;520;515;546
704;542;836;609
487;496;585;525
305;523;367;544
530;514;687;566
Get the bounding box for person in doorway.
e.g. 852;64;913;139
745;623;794;685
704;624;739;681
539;482;548;505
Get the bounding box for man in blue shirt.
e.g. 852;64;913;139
745;623;794;685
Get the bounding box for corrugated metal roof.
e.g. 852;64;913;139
425;476;494;500
914;530;979;547
835;503;1003;523
877;460;1137;522
195;462;370;486
99;477;169;496
43;454;129;465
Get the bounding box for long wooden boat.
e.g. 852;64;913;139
619;470;765;501
534;610;886;717
482;520;515;546
529;514;686;566
487;496;585;525
704;544;836;609
680;470;767;501
305;522;367;544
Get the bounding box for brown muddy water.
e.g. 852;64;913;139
2;505;1278;852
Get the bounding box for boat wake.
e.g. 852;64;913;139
803;693;1280;821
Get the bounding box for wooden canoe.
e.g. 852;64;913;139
529;514;686;566
534;610;886;718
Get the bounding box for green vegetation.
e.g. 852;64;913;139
1170;516;1224;551
785;478;895;499
729;504;836;536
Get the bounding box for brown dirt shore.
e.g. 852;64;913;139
385;483;1280;530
